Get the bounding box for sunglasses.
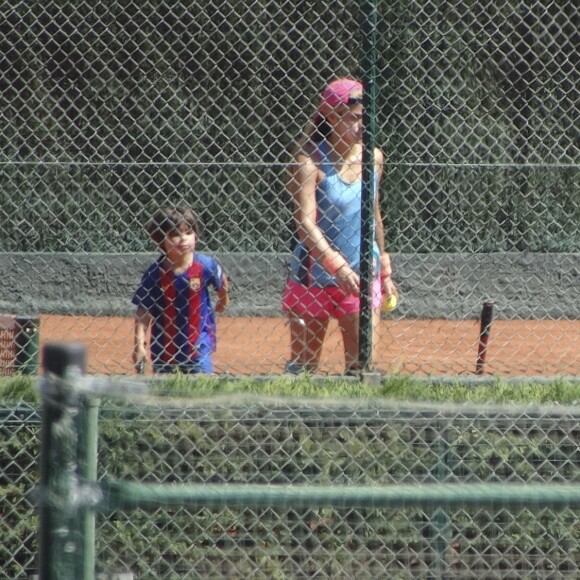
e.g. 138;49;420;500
347;96;364;106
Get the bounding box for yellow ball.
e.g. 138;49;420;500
382;293;398;312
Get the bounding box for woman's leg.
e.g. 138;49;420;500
338;312;359;372
283;281;333;373
338;308;381;372
288;313;329;372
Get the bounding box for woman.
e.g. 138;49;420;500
282;78;397;374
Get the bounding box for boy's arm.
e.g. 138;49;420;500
215;274;230;313
133;306;151;365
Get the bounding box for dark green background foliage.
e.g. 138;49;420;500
0;0;579;253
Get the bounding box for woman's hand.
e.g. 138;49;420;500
379;252;397;298
320;250;360;295
335;264;360;295
382;276;398;300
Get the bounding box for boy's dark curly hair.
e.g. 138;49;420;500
147;206;200;246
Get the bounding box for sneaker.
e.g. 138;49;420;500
284;361;304;375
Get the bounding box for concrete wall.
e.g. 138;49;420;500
1;252;578;319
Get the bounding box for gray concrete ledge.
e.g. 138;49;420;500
1;252;578;319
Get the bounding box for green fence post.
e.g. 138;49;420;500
359;0;379;372
37;342;87;580
14;315;40;374
430;421;452;578
76;396;100;580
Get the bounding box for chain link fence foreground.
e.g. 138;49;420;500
3;390;580;578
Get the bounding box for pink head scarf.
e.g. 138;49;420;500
313;78;364;122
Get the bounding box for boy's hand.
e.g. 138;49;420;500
133;344;147;373
132;344;147;363
215;275;230;313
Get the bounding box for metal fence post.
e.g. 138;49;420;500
76;396;100;580
359;0;379;372
15;315;40;375
430;420;452;578
37;343;87;580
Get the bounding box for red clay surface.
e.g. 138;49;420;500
38;315;579;378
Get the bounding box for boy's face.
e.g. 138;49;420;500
161;224;197;257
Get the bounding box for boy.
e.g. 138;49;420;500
132;206;229;374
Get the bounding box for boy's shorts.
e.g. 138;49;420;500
152;344;214;375
282;278;382;319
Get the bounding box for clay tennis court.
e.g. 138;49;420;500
39;315;579;378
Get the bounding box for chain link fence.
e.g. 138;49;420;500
0;0;579;376
4;395;580;578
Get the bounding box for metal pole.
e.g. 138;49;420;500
37;343;87;580
431;422;452;578
99;480;580;511
15;315;40;375
359;0;379;371
476;299;495;375
76;396;100;580
37;380;63;578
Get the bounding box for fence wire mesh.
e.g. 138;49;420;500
4;397;580;578
0;0;579;376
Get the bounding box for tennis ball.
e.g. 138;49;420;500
382;293;398;312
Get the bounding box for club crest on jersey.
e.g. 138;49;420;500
189;277;201;291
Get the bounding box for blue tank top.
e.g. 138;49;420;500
289;142;380;287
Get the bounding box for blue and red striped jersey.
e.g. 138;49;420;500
132;254;225;366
